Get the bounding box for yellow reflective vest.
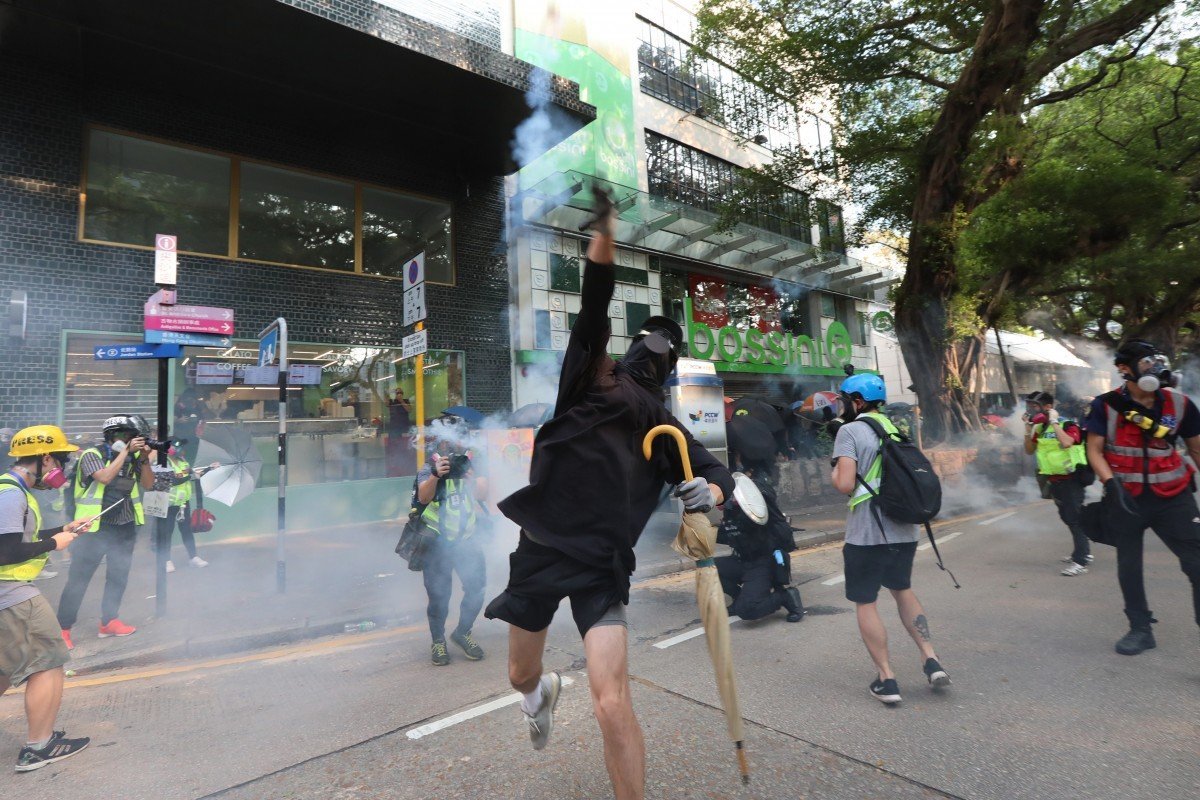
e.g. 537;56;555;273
849;412;900;510
74;447;144;531
1034;421;1088;477
0;474;47;583
167;455;193;506
421;478;477;542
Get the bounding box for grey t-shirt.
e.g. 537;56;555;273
0;478;41;611
832;419;919;547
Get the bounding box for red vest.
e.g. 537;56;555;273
1103;388;1194;497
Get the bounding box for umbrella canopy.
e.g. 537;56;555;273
509;402;553;429
196;425;262;507
728;416;777;465
730;397;785;437
441;406;485;428
793;391;845;424
642;424;749;784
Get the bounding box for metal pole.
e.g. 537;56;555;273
155;356;169;617
414;320;425;472
276;319;288;593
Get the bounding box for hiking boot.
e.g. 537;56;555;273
869;677;901;704
15;731;90;772
1060;562;1088;576
923;658;951;688
60;629;73;651
1115;627;1156;655
525;671;562;750
783;586;805;623
450;630;485;661
431;640;450;666
97;619;136;638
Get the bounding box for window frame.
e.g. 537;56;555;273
77;124;457;286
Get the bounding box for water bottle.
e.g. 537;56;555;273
773;550;784;565
343;621;377;634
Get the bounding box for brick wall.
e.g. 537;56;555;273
0;54;519;429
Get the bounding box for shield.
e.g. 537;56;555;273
731;473;768;526
196;425;262;507
441;406;485;428
509;403;554;428
642;424;750;784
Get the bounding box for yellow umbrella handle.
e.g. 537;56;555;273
642;424;693;482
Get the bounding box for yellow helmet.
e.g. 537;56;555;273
7;425;80;459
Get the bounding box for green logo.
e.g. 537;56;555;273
870;311;895;333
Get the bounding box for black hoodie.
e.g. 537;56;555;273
498;258;734;575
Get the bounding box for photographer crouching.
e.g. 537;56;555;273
416;436;490;666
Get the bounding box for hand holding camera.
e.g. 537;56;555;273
433;454;451;479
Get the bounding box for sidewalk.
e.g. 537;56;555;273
35;498;852;676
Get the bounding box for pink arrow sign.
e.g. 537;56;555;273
144;302;235;335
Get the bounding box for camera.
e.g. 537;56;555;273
446;453;471;479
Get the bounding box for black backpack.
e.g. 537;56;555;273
852;416;959;588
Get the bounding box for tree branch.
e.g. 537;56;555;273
886;31;971;55
883;67;953;91
1022;0;1169;89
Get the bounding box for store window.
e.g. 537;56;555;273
83;130;231;255
238;164;355;270
815;200;846;253
362;187;453;283
820;294;836;318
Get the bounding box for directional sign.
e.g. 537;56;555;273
145;329;231;347
258;327;280;367
144;302;234;335
403;283;426;326
401;329;428;360
94;343;182;360
155;234;178;286
403;252;426;291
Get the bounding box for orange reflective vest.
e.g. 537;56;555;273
1103;388;1194;498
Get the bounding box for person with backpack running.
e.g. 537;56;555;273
830;373;952;705
1023;391;1095;576
1083;340;1200;656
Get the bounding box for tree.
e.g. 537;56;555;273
695;0;1180;440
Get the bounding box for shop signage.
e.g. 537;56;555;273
401;329;428;359
154;234;177;286
145;329;232;347
144;302;235;335
684;299;857;376
93;343;182;360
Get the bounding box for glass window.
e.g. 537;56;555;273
238;163;355;270
84;130;231;254
362;187;453;284
820;294;836;318
62;333;162;439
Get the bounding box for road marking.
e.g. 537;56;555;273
821;574;847;586
919;531;963;551
405;676;576;740
653;617;740;650
978;511;1017;526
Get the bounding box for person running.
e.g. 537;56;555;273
0;425;91;771
485;188;734;800
1084;340;1200;655
830;373;951;705
1022;391;1094;576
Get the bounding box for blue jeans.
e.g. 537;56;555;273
423;536;486;641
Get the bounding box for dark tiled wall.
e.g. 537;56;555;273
0;55;513;429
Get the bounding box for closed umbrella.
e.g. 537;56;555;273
642;424;749;784
196;425;262;507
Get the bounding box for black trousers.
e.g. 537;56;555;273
1048;478;1090;566
423;536;486;641
1113;490;1200;627
56;522;137;628
716;552;799;621
155;504;197;561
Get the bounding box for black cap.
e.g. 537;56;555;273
1027;391;1053;405
635;315;684;353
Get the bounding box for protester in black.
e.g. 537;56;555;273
486;189;733;800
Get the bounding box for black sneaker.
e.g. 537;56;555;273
1115;627;1156;655
923;658;952;687
431;639;451;666
450;630;485;661
869;678;902;704
15;732;90;772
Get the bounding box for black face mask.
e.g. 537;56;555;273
839;393;859;423
618;332;677;391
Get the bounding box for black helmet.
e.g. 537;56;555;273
1026;391;1053;405
1114;339;1161;366
633;315;684;354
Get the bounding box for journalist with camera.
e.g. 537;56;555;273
56;415;155;648
415;436;490;666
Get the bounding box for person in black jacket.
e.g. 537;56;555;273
485;188;734;800
716;461;805;623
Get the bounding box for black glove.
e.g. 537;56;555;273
1104;478;1138;517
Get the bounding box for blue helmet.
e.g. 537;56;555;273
840;373;886;404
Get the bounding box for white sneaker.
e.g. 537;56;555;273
1060;554;1095;563
1061;562;1088;576
33;570;58;580
189;556;209;568
165;560;176;573
525;672;562;751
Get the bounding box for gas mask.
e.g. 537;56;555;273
37;456;68;490
1025;403;1049;426
110;440;127;454
1129;354;1178;392
620;330;678;390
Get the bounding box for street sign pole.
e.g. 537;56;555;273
155;356;170;617
415;321;425;471
260;318;288;594
403;253;427;471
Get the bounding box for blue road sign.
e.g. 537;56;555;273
145;329;232;347
258;327;279;367
94;343;182;360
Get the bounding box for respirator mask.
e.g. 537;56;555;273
1130;354;1178;392
37;456;68;490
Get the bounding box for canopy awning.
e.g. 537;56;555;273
513;171;900;299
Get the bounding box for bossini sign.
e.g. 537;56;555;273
684;299;858;376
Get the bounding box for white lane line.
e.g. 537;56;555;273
978;511;1017;526
821;574;847;586
406;676;576;740
919;531;963;551
653;617;740;650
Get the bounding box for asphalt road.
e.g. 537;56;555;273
2;499;1198;799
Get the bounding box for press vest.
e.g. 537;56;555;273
74;447;145;531
167;455;193;506
421;478;477;542
0;474;47;582
1034;420;1088;476
1103;388;1194;498
849;412;899;509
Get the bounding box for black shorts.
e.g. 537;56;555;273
484;534;628;639
843;541;918;604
